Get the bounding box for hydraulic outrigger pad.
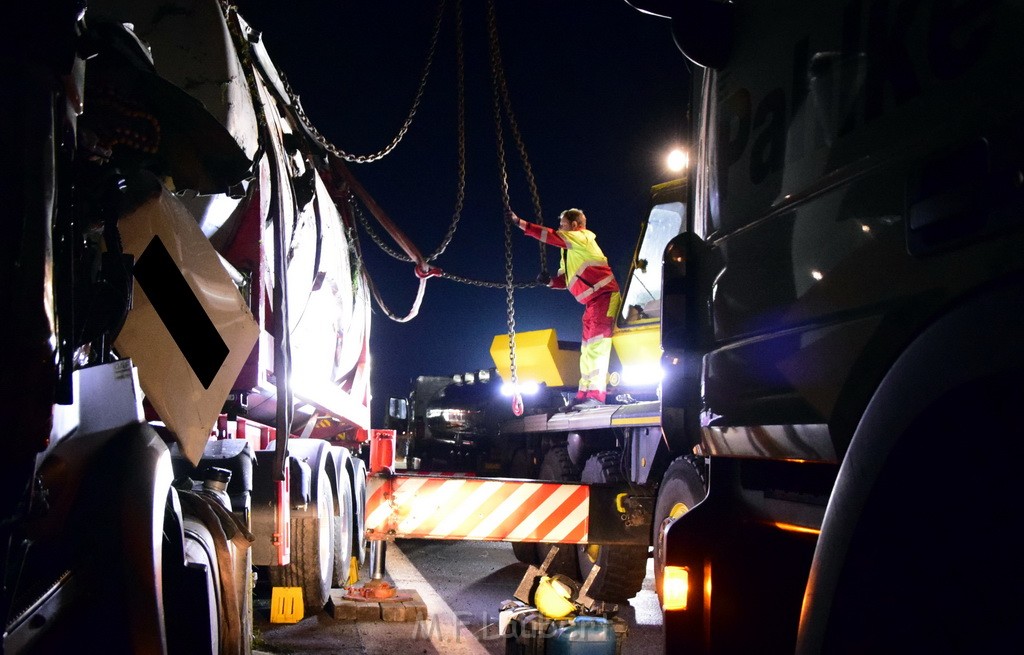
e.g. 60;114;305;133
513;546;561;604
511;546;618;615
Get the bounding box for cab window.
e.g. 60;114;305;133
620;201;685;323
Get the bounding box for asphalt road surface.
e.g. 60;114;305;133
254;539;664;655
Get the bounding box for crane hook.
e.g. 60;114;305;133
512;391;524;417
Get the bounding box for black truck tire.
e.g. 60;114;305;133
351;456;368;567
819;371;1024;653
535;446;581;579
577;450;649;601
653;454;707;606
269;461;335;611
508;448;541;564
330;447;355;588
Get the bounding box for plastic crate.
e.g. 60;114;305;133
503;608;627;655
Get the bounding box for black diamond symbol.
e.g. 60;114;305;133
133;236;229;389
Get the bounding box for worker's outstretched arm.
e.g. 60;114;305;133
509;211;569;248
508;211;567;289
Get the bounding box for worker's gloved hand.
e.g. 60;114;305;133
507;210;526;230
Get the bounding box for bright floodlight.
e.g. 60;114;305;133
666;148;689;172
501;381;540;396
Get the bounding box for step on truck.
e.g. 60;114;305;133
0;1;391;651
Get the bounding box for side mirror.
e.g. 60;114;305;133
625;0;735;69
661;232;709;353
387;397;408;421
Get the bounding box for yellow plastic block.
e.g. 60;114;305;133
348;556;360;587
490;329;580;387
611;322;661;369
270;587;304;623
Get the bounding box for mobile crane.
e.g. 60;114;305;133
383;176;694;603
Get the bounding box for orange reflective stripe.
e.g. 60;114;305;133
527;484;589;543
364;475;590;543
465;481;559;540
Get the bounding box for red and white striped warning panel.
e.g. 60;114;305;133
365;475;589;543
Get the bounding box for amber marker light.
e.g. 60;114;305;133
772;522;821;536
662;566;689;610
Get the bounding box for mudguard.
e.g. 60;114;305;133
798;275;1024;653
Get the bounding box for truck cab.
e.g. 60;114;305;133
609;178;687;401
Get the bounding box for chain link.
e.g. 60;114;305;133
439;271;545;289
345;198;429;323
487;0;520;387
338;0;467;266
349;190;541;289
349;191;411;262
281;0;448;164
489;13;548;281
223;0;545;332
423;0;467;262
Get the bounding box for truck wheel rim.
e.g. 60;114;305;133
669;501;689;520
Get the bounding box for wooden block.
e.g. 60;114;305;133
328;599;359;621
404;590;429;620
328;590;382;621
381;589;429;622
356;602;383;621
380;601;412;622
329;588;428;622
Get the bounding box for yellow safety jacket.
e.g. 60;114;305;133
522;223;619;304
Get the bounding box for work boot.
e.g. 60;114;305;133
558;396;604;411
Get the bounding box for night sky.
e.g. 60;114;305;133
237;0;691;425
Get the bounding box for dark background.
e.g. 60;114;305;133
237;0;691;425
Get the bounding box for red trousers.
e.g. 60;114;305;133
577;291;620;402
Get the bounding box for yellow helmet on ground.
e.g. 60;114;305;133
534;574;579;619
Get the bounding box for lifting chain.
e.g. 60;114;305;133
281;0;448;164
430;0;468;262
487;0;541;415
486;0;549;282
343;200;428;323
348;191;543;288
223;0;547;337
340;0;546;290
342;0;467;266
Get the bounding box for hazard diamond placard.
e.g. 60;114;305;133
115;185;260;466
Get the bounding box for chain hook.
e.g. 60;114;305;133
512;392;524;417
